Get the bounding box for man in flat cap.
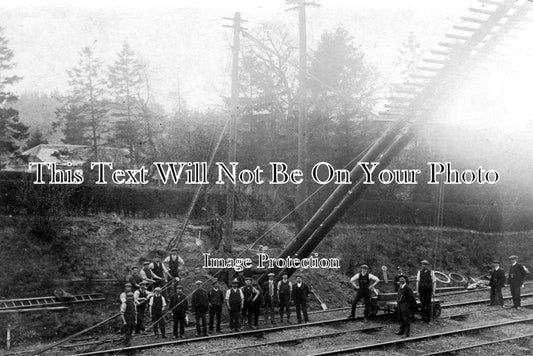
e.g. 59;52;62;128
277;272;293;323
226;279;244;331
416;260;436;323
191;281;209;336
134;281;152;334
120;292;137;346
127;266;143;290
489;260;505;307
395;274;416;338
120;283;133;304
164;248;184;288
208;281;224;333
241;277;260;329
140;261;156;291
262;272;277;324
169;284;188;338
149;287;167;338
349;264;380;321
508;255;529;309
293;275;310;324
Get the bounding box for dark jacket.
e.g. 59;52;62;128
489;268;506;289
170;292;188;313
508;263;528;285
262;280;278;304
397;283;417;314
191;288;209;312
292;282;310;303
208;288;225;306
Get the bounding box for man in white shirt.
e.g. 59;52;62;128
348;264;380;321
149;287;167;338
416;260;436;323
164;248;184;285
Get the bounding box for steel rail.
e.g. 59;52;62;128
307;316;533;355
420;331;533;356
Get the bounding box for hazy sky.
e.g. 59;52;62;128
0;0;531;130
0;0;472;109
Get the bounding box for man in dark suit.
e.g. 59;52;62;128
208;281;224;333
262;272;277;324
292;275;310;324
489;260;505;307
191;281;209;336
395;274;416;338
169;284;188;338
508;255;529;309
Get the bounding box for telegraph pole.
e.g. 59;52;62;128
223;12;246;253
287;0;319;230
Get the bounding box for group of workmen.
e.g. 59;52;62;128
119;248;529;345
348;255;530;338
119;249;312;346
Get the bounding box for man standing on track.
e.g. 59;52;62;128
208;281;225;334
395;274;415;338
277;272;293;323
134;281;151;334
149;287;167;338
226;279;244;332
508;255;529;309
191;280;209;337
292;275;310;324
416;260;436;323
262;272;277;324
348;264;380;322
489;260;505;307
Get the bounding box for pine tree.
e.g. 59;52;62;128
25;129;48;149
108;42;143;164
0;27;29;167
57;47;108;159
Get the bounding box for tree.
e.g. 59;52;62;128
57;47;108;159
0;27;28;167
108;42;144;164
308;26;380;167
25;129;48;149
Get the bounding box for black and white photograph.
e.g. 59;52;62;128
0;0;532;355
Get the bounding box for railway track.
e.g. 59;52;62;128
307;317;533;355
55;298;533;356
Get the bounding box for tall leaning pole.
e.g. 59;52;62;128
222;12;245;254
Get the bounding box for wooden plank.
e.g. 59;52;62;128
453;25;478;32
445;33;471;40
469;7;494;15
461;16;488;24
0;306;69;314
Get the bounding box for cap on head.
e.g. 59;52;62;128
232;278;239;284
143;261;150;265
492;260;500;264
131;266;138;270
139;281;148;286
154;287;162;292
195;280;202;285
245;276;252;281
421;260;430;265
360;264;369;270
171;248;178;253
282;272;288;276
125;282;132;287
176;284;183;289
268;273;275;277
509;255;518;260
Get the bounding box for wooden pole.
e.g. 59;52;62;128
295;0;308;231
224;12;242;253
